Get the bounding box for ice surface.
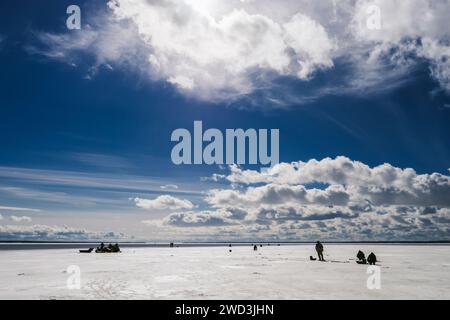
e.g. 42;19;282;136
1;244;449;299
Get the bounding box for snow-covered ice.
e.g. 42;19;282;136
0;244;449;299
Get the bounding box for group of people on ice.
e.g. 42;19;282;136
356;250;377;265
313;241;378;265
79;242;121;253
95;242;121;253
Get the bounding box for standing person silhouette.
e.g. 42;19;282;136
315;241;324;261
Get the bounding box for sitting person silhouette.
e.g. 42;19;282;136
367;252;377;265
111;243;120;253
356;250;367;264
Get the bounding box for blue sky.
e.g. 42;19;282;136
0;0;449;241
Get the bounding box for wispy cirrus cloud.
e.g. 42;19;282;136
0;205;41;212
160;184;179;190
0;166;206;218
0;186;122;207
69;152;134;170
0;166;204;196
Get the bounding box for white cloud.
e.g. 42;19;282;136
223;156;450;206
146;156;450;241
0;224;126;241
0;166;204;196
10;216;32;223
0;205;41;212
222;157;450;206
106;0;335;100
29;0;450;104
160;184;179;190
156;204;450;241
351;0;449;43
142;207;247;228
350;0;450;92
283;13;335;79
133;195;194;210
162;209;240;227
206;183;350;208
168;75;195;90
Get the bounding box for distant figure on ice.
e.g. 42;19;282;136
95;242;120;253
253;245;258;251
367;252;377;265
315;241;324;261
356;250;367;264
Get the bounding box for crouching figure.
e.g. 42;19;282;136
367;252;377;265
356;250;367;264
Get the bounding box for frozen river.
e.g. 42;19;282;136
1;244;449;299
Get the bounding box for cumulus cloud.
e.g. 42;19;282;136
206;183;350;208
29;0;450;104
147;156;450;241
160;207;247;227
108;0;336;100
10;216;32;223
133;195;194;210
0;224;126;241
224;156;450;206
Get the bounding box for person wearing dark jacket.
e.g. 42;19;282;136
357;250;367;264
315;241;324;261
367;252;377;265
